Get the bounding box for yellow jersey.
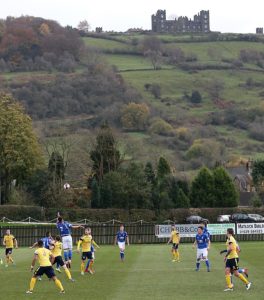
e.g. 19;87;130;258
34;248;52;267
226;236;238;259
171;230;180;244
3;234;15;248
78;234;92;252
51;241;62;257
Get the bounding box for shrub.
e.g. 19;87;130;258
251;194;262;207
190;90;202;104
149;118;174;136
121;102;150;131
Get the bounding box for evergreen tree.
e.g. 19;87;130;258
157;157;171;180
91;178;100;208
176;189;190;208
190;167;215;207
90;123;121;183
144;162;156;185
213;167;238;207
252;160;264;190
190;90;202;103
100;171;127;208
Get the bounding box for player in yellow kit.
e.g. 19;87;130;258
3;229;18;267
167;225;180;262
220;228;251;292
26;240;65;294
77;227;99;275
50;236;75;281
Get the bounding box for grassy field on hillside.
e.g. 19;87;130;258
0;243;262;300
83;37;131;51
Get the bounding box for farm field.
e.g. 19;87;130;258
0;243;263;300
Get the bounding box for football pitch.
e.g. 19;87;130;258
0;242;263;300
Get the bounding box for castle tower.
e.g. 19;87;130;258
200;10;210;33
151;10;167;33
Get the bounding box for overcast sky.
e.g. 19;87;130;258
1;0;263;33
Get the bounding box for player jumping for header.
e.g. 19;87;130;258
56;213;84;268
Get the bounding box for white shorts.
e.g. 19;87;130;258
62;235;73;250
118;242;126;250
197;248;208;260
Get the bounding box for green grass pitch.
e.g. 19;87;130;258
0;242;263;300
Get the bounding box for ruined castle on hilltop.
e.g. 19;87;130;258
151;10;210;34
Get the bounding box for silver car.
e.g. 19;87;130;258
217;215;231;223
247;214;264;222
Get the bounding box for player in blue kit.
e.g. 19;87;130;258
114;224;129;262
193;226;210;272
30;232;53;250
200;221;210;240
56;214;83;268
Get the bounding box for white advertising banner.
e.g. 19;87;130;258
155;223;236;238
207;223;236;235
155;224;198;238
236;223;264;234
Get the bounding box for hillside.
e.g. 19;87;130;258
1;23;264;186
83;34;264;164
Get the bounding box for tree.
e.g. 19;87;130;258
213;167;238;207
157;157;171;180
48;152;65;187
176;189;190;208
125;162;152;209
208;79;225;101
39;23;50;36
149;118;174;136
150;84;161;99
190;91;202;104
91;178;100;208
141;36;163;70
190;167;215;207
187;139;226;168
0;93;43;204
121;102;150;131
252;160;264;189
144;162;156;185
100;171;129;208
167;47;185;65
90;123;122;183
44;138;72;188
77;20;90;33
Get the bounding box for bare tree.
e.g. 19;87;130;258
77;20;90;33
208;79;225;101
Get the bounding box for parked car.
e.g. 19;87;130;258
230;213;260;223
217;215;231;223
247;214;264;222
186;215;209;224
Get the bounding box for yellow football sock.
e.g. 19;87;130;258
238;273;249;285
65;268;72;280
9;256;13;263
225;275;232;288
176;251;180;261
172;251;176;259
55;279;64;291
81;262;85;272
29;277;37;291
89;260;94;271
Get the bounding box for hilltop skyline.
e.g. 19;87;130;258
1;0;264;33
